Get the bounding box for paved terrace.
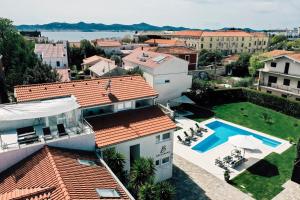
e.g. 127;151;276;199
172;154;254;200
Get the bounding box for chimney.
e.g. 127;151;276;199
141;46;144;51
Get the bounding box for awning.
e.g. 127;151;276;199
170;95;195;104
0;96;80;121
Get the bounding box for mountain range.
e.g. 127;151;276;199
16;22;191;32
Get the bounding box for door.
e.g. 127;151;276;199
130;144;140;167
284;63;290;74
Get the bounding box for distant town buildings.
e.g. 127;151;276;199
266;27;300;40
34;43;68;68
258;50;300;101
145;39;185;47
93;39;122;55
169;30;269;54
123;49;192;103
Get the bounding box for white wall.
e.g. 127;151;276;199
264;57;300;76
123;57;192;104
101;130;174;182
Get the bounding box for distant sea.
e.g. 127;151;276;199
41;31;134;41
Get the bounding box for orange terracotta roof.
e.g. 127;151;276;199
123;49;175;68
144;39;185;46
82;55;113;65
288;53;300;62
0;146;129;200
172;30;203;37
0;187;55;200
14;75;158;108
201;30;252;37
95;40;122;47
148;46;197;55
262;50;295;57
87;106;177;148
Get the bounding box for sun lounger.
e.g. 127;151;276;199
17;126;39;145
42;127;54;140
57;124;68;137
177;135;191;146
184;131;197;141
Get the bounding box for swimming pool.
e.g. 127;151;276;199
192;120;281;153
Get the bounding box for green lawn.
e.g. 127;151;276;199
191;102;300;200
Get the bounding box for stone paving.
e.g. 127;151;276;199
172;154;254;200
273;181;300;200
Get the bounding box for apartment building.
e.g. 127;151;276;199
170;30;269;54
258;52;300;101
8;75;176;182
123;49;192;103
35;43;68;68
93;39;122;55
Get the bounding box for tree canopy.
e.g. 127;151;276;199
249;53;269;77
0;18;59;102
198;50;223;67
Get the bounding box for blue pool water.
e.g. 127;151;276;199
192;120;281;153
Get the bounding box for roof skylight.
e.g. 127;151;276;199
96;188;121;198
77;159;97;166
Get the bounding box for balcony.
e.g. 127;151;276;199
0;119;94;153
259;82;300;96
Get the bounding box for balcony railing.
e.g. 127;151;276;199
260;82;300;95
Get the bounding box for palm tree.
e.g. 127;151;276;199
155;181;175;200
138;182;157;200
102;148;126;181
129;158;155;195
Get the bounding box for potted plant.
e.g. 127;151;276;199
224;169;231;182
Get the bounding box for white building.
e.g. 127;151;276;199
258;53;300;101
11;75;176;182
34;43;68;68
123;49;192;104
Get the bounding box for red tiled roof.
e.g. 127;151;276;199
172;30;203;37
262;50;295;57
87;106;177;148
95;40;122;47
0;146;129;200
144;39;185;46
14;75;158;108
289;53;300;62
148;46;197;55
123;49;175;68
56;68;70;82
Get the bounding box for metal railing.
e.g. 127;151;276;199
0;121;94;152
260;82;300;95
158;104;175;119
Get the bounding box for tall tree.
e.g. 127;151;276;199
102;148;126;182
0;17;58;101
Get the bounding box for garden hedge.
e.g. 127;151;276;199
185;88;300;118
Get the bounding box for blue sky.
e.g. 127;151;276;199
1;0;299;29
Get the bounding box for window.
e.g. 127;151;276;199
185;55;190;62
155;160;160;166
117;103;124;110
162;133;170;140
267;90;272;94
96;189;120;198
268;76;277;86
201;44;203;49
201;38;204;41
298;81;300;88
283;79;290;86
284;63;290;74
56;61;60;67
210;37;213;41
209;43;212;48
281;94;288;98
155;135;160;143
270;62;277;68
124;101;132;109
78;159;96;166
296;98;300;101
165;80;170;83
162;157;170;164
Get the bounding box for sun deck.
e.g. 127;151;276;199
0;120;94;153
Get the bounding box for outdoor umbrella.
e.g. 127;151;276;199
228;135;263;156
